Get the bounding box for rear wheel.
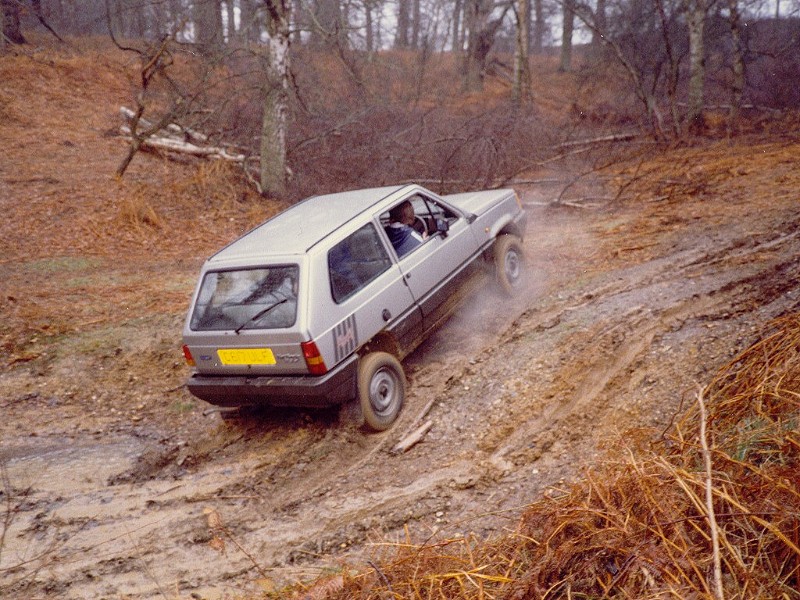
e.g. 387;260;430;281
494;234;524;295
358;352;405;431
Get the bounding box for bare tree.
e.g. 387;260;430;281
591;0;606;49
653;0;681;136
195;0;225;53
1;0;25;44
685;0;706;131
532;0;545;53
412;0;421;47
452;0;464;50
115;37;184;177
463;0;511;91
307;0;346;47
239;0;264;43
559;0;574;71
396;0;411;47
259;0;292;196
364;0;376;51
513;0;532;103
725;0;745;132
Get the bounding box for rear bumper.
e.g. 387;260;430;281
186;354;358;408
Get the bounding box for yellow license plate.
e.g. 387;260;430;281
217;348;276;365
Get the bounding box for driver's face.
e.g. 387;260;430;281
402;204;415;225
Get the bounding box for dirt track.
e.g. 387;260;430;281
3;160;800;598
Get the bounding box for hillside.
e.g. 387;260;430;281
1;40;799;599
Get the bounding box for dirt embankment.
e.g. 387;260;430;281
2;46;800;599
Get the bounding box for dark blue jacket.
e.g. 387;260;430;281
385;224;422;257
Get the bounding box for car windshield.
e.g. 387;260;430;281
190;266;298;331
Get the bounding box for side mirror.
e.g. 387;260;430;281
436;218;450;238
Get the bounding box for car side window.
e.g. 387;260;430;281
328;223;393;303
380;195;460;258
413;195;459;227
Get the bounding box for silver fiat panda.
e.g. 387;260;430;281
182;184;526;430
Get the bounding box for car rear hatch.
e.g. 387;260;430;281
182;263;315;376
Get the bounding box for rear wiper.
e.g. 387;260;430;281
234;298;288;334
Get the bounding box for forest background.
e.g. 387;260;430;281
2;0;798;201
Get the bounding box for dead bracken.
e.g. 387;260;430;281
298;313;800;600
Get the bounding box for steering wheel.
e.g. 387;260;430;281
412;216;427;236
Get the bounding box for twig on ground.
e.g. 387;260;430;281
697;386;725;600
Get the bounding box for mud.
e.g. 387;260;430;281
3;183;800;599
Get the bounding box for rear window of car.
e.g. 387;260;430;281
189;265;299;331
328;223;392;303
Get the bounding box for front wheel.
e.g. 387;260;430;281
494;234;525;295
358;352;405;431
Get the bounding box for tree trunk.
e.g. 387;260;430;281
260;0;291;197
395;0;410;47
412;0;421;48
195;0;224;54
1;0;26;45
686;0;706;133
654;0;681;136
452;0;462;51
512;0;531;104
463;0;509;91
239;0;262;44
591;0;606;50
559;0;574;72
365;1;374;52
309;0;344;47
726;0;744;134
532;0;543;54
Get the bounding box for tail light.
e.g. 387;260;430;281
301;340;328;375
182;345;196;366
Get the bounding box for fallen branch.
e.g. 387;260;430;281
392;420;433;454
558;132;638;148
119;125;245;162
120;106;209;144
119;105;247;165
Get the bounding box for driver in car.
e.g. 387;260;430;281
386;200;427;257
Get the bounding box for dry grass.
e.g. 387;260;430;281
290;313;800;600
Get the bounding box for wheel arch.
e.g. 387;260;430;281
360;331;401;360
485;214;525;243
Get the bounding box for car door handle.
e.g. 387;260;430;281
382;309;392;322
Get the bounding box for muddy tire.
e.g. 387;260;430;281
358;352;405;431
494;234;524;295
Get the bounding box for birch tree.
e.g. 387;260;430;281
685;0;706;131
260;0;292;197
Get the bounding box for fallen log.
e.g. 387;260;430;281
119;125;245;162
119;106;209;144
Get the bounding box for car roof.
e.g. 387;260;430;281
208;185;409;264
